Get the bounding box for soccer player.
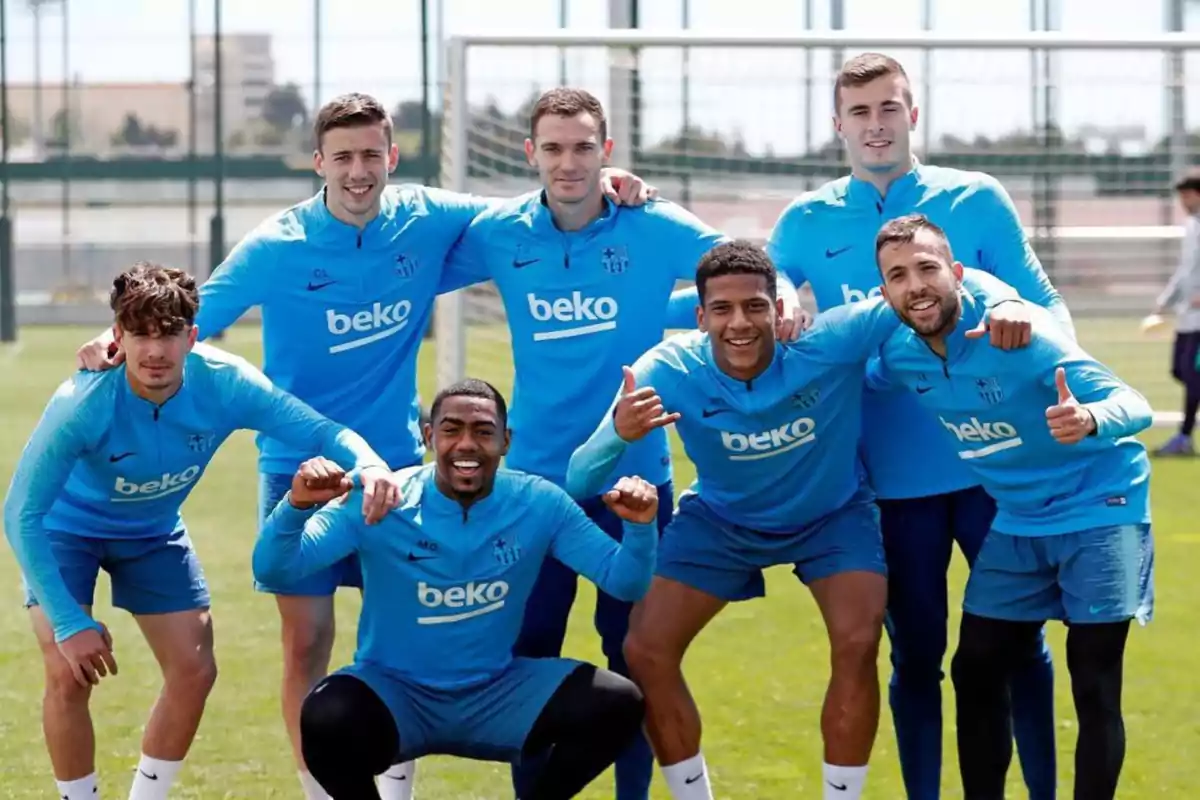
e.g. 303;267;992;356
759;52;1067;799
566;241;1031;800
73;93;654;798
441;86;804;800
2;263;403;800
1150;170;1200;456
252;379;659;800
869;214;1154;800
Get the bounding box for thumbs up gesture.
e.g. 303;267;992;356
1045;367;1096;444
613;366;682;442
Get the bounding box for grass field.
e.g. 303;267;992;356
0;320;1197;799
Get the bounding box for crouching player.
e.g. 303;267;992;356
2;263;402;800
566;241;1033;800
870;214;1154;800
253;380;659;800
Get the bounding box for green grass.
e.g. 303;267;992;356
0;321;1197;798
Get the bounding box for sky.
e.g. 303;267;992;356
2;0;1199;155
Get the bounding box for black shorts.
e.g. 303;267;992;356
1172;331;1200;382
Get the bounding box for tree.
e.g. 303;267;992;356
392;100;425;131
46;108;81;150
262;83;309;134
109;112;179;149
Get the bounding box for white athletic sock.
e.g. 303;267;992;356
822;763;868;800
298;770;331;800
127;755;183;800
377;760;416;800
661;753;714;800
56;773;98;799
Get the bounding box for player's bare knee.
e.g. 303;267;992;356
622;628;677;683
42;657;92;706
830;619;883;675
281;612;336;672
163;649;218;701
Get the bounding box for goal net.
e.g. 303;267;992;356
435;30;1199;427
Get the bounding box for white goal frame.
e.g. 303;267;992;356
434;29;1200;426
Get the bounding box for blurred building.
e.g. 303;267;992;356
2;33;276;157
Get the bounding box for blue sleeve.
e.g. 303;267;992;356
765;197;810;286
1031;336;1153;439
2;384;104;643
644;200;729;281
565;348;677;499
194;232;274;341
790;296;900;366
969;175;1076;336
437;217;494;295
864;354;901;393
546;487;656;602
665;286;700;329
252;497;361;587
223;356;387;470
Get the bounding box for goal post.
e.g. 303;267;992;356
435;28;1200;425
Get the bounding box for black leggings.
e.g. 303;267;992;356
1171;331;1200;436
950;612;1131;800
300;664;645;800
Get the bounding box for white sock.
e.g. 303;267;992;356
377;761;416;800
661;753;714;800
56;774;98;799
127;755;183;800
823;763;868;799
299;770;331;800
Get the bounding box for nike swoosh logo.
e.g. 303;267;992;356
109;452;136;462
827;781;848;791
513;259;539;268
408;553;436;561
825;246;852;258
684;773;704;784
701;408;727;418
307;280;336;291
139;770;158;780
916;386;932;394
386;775;408;780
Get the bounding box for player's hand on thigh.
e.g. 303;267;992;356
1046;367;1096;444
614;366;682;442
58;624;119;687
603;476;659;525
357;465;403;525
290;457;354;509
968;299;1032;350
76;330;124;371
600;168;656;206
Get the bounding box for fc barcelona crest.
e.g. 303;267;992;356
601;245;629;274
975;377;1004;405
395;253;418;279
493;536;521;566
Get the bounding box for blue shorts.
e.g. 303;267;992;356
656;489;887;602
253;470;364;596
964;523;1155;625
341;657;583;763
22;528;210;616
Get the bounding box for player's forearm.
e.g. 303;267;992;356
565;415;629;499
3;504;96;642
323;427;388;472
1083;387;1154;440
592;520;658;601
252;498;348;586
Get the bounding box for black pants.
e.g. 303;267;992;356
951;612;1131;800
1172;331;1200;436
300;664;645;800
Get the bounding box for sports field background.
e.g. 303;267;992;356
0;319;1196;798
